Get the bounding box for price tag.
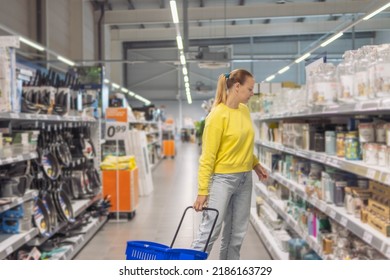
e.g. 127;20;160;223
340;217;348;227
80;236;85;243
329;209;336;220
366;169;376;180
25;114;32;119
10;113;18;119
363;231;373;244
17;198;23;204
5;246;13;256
30;152;36;158
319;203;327;213
2;205;10;211
16;155;23;161
42;114;49;120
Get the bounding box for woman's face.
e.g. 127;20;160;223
236;76;255;104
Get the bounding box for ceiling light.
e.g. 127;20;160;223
103;79;110;83
121;87;129;93
186;94;192;104
266;75;275;82
295;53;311;63
19;36;45;51
363;2;390;20
170;1;179;24
112;83;120;89
180;54;186;65
134;94;151;105
128;91;135;97
184;76;189;83
182;67;188;75
185;82;190;88
278;66;290;74
320;32;343;47
57;55;75;66
176;35;183;50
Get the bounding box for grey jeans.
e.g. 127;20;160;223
191;171;253;260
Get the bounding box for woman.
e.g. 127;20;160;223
191;69;268;260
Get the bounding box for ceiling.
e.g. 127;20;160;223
92;0;390;103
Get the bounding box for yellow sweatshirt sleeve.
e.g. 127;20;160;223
252;154;259;168
197;123;222;195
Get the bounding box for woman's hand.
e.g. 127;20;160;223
193;195;208;212
254;163;268;181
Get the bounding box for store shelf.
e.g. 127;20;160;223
129;120;158;124
252;98;390;121
0;146;37;166
268;171;390;259
0;228;39;259
255;182;326;259
256;140;390;186
0;112;97;123
27;193;102;247
0;190;38;214
48;216;107;260
146;130;159;135
72;193;102;217
250;208;289;260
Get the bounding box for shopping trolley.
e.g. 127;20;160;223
126;206;219;260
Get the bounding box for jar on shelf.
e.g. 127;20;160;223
358;122;375;143
336;132;346;157
375;44;390;98
325;131;336;155
313;63;339;106
334;180;347;207
378;144;387;167
337;50;356;103
345;131;360;160
362;143;378;165
376;122;386;143
314;132;325;152
354;47;371;101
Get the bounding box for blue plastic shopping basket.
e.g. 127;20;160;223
126;206;219;260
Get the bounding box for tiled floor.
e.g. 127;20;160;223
75;142;271;260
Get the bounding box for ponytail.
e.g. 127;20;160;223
212;69;253;108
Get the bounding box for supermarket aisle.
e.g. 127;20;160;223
76;142;271;260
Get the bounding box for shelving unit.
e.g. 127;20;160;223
252;90;390;260
0;190;37;214
0;228;39;259
249;208;289;260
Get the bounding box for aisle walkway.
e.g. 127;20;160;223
76;143;271;260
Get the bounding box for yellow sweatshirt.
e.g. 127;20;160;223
198;103;259;195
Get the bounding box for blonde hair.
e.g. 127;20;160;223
213;69;253;108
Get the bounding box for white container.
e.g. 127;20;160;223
363;143;378;165
378;144;387;167
358;123;375;143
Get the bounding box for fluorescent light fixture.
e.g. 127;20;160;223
180;54;186;65
182;67;188;75
134;94;151;105
186;88;191;94
321;32;343;47
103;79;110;83
278;66;290;74
170;1;179;24
57;55;75;66
112;83;120;89
295;53;311;63
363;2;390;20
128;91;135;97
265;75;275;82
185;82;190;88
19;36;45;51
121;87;129;93
184;76;189;83
187;94;192;104
176;35;183;50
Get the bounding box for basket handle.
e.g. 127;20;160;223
170;206;219;253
